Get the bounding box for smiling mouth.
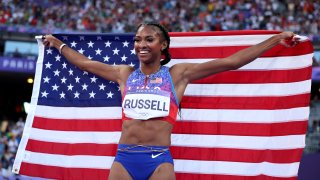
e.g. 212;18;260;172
139;50;149;54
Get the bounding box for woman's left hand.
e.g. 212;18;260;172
278;31;303;47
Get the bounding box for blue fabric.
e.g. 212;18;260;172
123;66;179;107
38;33;139;107
114;144;174;180
122;66;179;124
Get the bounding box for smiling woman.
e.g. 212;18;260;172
41;22;299;180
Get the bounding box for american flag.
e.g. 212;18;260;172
13;31;313;179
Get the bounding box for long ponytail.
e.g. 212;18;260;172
161;47;171;65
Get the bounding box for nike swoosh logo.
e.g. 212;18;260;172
132;79;138;82
151;152;164;158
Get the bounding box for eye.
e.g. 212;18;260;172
146;38;154;42
133;37;140;42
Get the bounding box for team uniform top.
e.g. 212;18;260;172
122;66;179;125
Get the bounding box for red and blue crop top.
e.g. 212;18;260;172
122;66;179;125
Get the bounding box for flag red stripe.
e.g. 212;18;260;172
26;140;118;156
32;117;122;131
19;162;298;180
171;147;303;163
170;42;313;58
31;117;307;136
191;67;312;84
173;121;308;136
25;139;303;163
19;163;109;180
182;94;311;110
175;173;297;180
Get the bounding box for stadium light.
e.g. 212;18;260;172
27;77;34;84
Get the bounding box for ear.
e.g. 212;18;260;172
161;41;168;51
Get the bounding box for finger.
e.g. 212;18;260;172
289;40;300;47
280;39;291;47
293;35;308;42
282;43;290;47
292;37;300;42
43;41;49;46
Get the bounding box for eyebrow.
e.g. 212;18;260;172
134;35;156;38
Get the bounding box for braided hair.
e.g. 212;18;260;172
137;22;171;66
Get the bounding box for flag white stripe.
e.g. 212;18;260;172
28;128;305;149
34;105;122;119
185;80;311;96
179;107;309;123
22;151;299;177
29;128;121;144
171;34;275;47
34;105;308;123
171;134;305;149
174;160;299;177
167;54;313;70
23;151;113;169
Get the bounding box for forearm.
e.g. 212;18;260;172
43;35;131;84
47;36;90;70
229;34;282;69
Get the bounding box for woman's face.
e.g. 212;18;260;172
134;25;166;64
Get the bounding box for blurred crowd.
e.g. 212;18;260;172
0;0;319;40
0;118;24;179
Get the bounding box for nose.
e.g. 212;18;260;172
138;40;147;49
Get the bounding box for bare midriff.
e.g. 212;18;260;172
119;120;173;146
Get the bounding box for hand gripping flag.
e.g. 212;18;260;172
13;31;314;179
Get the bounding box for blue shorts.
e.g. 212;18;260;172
114;144;174;180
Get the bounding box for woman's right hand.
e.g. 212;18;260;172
42;35;64;49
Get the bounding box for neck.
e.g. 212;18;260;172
140;64;161;76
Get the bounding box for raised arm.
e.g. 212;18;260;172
175;31;298;82
171;31;299;102
42;35;133;86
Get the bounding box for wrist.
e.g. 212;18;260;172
59;43;67;54
273;34;283;43
267;34;282;47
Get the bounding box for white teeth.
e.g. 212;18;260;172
140;50;148;54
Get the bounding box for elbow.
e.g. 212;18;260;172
77;64;87;71
222;57;239;71
78;60;91;71
228;57;253;70
226;60;240;71
229;63;239;71
231;62;247;70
